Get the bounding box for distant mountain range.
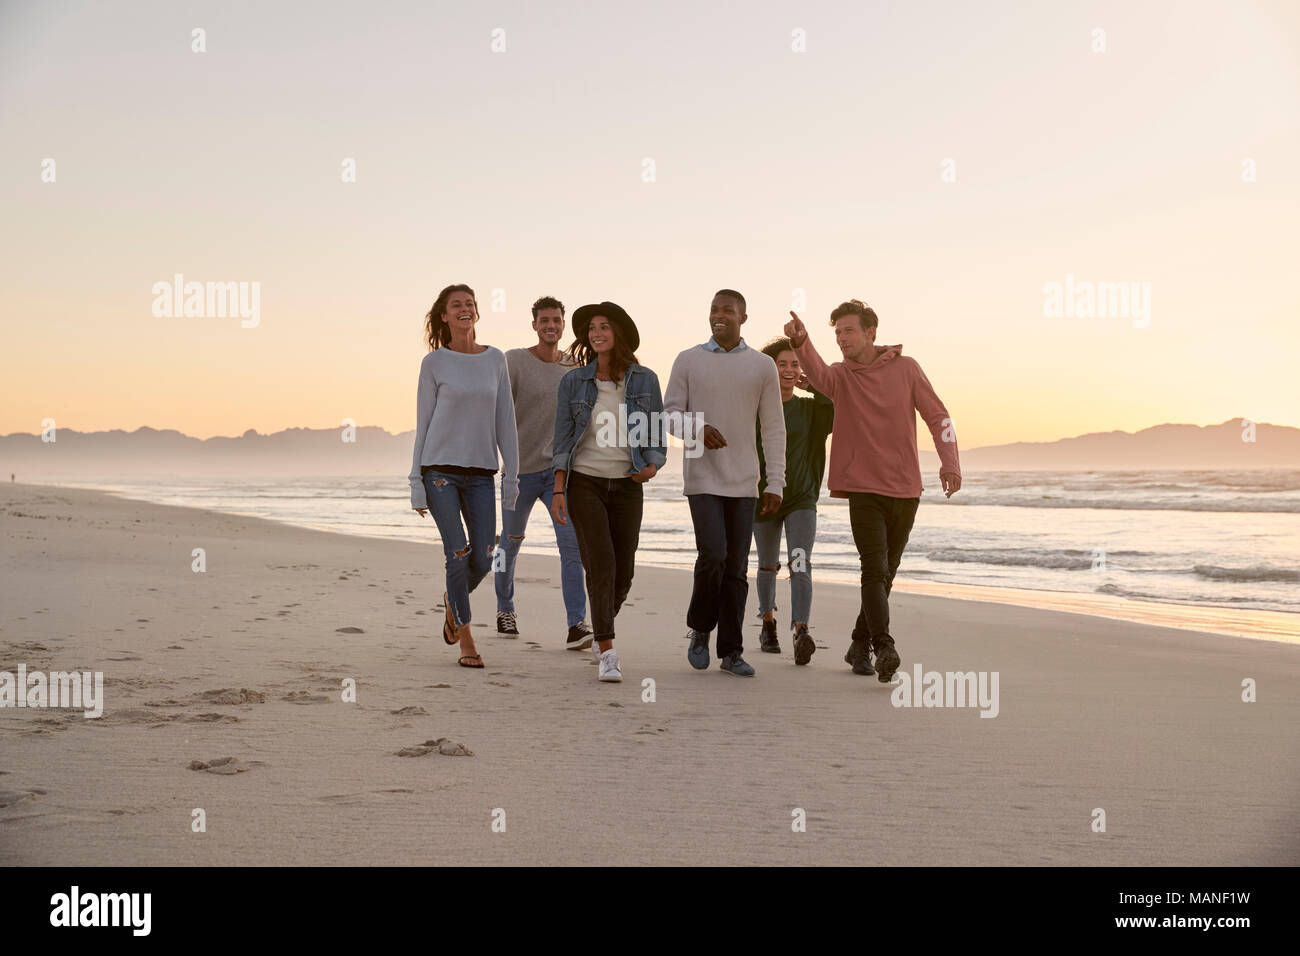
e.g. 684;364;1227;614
0;418;1295;479
917;419;1299;471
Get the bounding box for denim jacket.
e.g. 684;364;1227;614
552;361;668;491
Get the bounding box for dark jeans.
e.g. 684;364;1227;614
566;471;644;642
422;467;497;627
848;492;919;649
686;494;756;657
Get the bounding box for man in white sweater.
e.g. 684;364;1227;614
664;290;786;676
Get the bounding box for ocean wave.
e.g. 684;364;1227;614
1094;583;1263;606
1192;564;1300;583
927;548;1147;569
939;495;1300;514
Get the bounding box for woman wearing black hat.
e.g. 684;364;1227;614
550;302;667;683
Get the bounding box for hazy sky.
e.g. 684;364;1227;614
2;0;1297;445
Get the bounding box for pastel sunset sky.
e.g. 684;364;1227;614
2;0;1297;445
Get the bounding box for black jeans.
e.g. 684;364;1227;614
686;494;757;658
848;493;919;649
566;471;644;642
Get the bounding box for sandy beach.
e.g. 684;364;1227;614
1;482;1297;866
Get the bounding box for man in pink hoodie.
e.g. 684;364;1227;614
784;301;961;682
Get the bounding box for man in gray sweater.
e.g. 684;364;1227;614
496;296;592;649
664;289;786;676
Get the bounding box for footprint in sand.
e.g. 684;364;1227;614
282;691;330;704
188;757;258;774
395;738;473;757
0;788;48;808
195;688;266;705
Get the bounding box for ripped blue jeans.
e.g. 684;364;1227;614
422;467;496;627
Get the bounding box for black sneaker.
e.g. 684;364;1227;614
792;624;816;666
845;638;875;676
874;636;901;682
759;619;780;653
565;622;594;650
719;652;756;677
497;611;519;636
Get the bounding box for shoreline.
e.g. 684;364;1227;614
34;478;1299;646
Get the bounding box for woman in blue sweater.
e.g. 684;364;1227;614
410;283;520;668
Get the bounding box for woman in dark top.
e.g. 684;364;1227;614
754;336;833;665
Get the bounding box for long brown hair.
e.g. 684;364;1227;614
565;318;638;384
424;283;476;350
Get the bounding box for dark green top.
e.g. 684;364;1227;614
756;387;833;521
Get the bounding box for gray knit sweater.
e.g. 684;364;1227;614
408;346;520;511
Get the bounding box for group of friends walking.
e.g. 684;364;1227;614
409;285;962;684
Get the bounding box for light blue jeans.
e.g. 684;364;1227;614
422;468;496;628
495;468;586;627
753;508;817;627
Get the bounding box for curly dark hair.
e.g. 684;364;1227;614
761;336;797;363
531;296;565;319
829;299;878;330
424;284;476;350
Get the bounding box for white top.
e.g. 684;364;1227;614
573;378;634;479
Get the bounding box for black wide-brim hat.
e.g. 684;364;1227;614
572;301;639;352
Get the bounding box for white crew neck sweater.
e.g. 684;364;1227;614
662;342;787;498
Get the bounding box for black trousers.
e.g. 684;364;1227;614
686;493;757;658
566;471;644;642
848;492;919;648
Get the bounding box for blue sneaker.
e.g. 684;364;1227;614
686;629;710;670
719;652;755;677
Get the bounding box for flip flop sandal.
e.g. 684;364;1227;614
442;592;458;645
458;654;484;668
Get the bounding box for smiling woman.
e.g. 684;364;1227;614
408;282;520;669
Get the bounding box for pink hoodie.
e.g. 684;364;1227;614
794;338;959;499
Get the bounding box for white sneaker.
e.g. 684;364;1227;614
598;648;623;682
